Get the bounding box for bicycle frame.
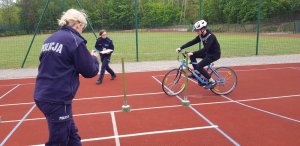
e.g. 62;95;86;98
179;55;222;84
162;52;237;96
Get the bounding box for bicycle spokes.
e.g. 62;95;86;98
210;67;237;95
162;69;186;96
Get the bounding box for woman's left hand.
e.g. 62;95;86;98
91;50;99;57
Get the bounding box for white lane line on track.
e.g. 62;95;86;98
235;67;300;72
2;93;300;123
81;125;218;142
31;125;218;145
188;106;240;146
0;84;20;100
2;90;300;107
293;67;300;71
75;92;164;101
1;65;300;86
0;82;35;87
152;75;240;146
0;104;36;146
0;102;35;107
221;95;300;123
111;112;120;146
0;92;164;107
184;73;300;123
3;65;299;145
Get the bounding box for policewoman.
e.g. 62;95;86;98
95;29;116;84
34;9;99;146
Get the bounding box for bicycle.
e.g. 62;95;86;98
162;52;237;96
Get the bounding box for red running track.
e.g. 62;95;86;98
0;63;300;146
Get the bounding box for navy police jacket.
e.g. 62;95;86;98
34;26;99;104
95;37;114;57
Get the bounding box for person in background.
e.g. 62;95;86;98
176;20;221;89
34;8;99;146
95;29;116;84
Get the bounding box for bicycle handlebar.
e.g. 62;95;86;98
177;51;189;61
177;51;209;66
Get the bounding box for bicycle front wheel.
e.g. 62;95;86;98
210;67;237;95
162;68;187;96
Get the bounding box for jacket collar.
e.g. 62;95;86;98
200;29;210;38
61;25;87;44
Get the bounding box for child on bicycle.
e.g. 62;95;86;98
176;20;221;89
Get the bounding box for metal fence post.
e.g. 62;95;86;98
135;0;139;62
256;0;262;55
21;0;50;68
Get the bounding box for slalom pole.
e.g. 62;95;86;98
121;58;130;112
181;55;190;106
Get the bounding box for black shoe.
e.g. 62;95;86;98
111;75;116;80
198;80;206;86
204;81;216;89
96;80;102;84
188;74;196;79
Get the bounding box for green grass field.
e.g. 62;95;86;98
0;32;299;69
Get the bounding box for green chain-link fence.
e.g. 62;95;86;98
0;0;299;69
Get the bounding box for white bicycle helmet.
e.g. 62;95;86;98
192;20;207;31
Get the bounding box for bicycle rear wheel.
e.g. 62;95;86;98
162;68;187;96
210;67;237;95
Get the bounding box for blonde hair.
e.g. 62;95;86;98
58;8;87;27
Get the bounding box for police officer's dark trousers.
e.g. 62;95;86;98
98;55;115;81
35;100;82;146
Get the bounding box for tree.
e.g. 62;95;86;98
0;0;20;31
184;0;199;24
141;1;180;28
17;0;43;33
1;0;299;35
107;0;134;29
203;0;226;23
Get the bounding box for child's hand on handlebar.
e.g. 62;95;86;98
187;52;193;56
176;48;181;53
